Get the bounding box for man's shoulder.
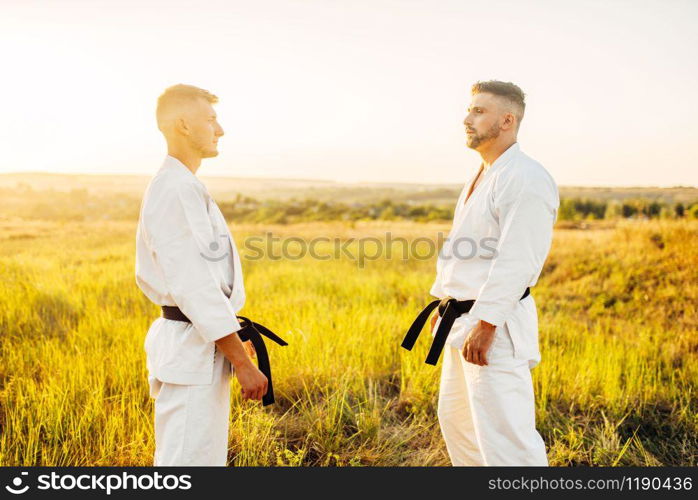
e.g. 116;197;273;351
146;165;206;201
492;150;559;209
498;150;557;191
140;167;208;226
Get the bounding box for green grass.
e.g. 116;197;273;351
0;218;696;466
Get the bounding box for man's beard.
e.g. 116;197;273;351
467;122;500;149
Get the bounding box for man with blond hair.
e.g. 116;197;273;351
135;84;269;466
402;80;558;465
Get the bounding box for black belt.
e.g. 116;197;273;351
400;287;530;365
161;305;288;406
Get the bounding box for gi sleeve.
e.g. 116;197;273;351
145;180;241;343
468;169;558;327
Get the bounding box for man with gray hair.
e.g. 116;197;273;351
135;84;281;466
402;80;558;465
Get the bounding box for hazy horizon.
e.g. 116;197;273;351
2;169;696;191
2;0;697;187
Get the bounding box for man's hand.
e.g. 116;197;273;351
462;320;496;366
234;361;268;401
430;312;438;333
215;330;266;401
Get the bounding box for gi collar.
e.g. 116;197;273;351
162;155;206;187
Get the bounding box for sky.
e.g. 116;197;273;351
1;0;697;186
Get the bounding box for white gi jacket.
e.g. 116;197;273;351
430;142;559;368
135;155;245;387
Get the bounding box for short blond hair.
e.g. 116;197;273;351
156;84;218;130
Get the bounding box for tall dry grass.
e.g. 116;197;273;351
0;219;695;465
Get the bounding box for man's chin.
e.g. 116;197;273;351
466;138;480;150
202;149;219;159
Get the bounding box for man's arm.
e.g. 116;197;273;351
215;333;267;401
465;169;558;365
146;180;267;400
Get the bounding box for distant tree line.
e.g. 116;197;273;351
2;186;697;223
218;196;453;224
557;198;698;221
219;194;698;224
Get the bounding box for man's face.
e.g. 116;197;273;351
463;92;503;150
186;98;224;158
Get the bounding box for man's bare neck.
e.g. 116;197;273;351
479;139;517;168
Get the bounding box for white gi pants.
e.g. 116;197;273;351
437;324;548;466
149;347;232;466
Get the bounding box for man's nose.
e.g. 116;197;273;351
217;125;224;136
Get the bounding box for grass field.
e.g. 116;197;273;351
0;218;696;466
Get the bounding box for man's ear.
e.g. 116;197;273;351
502;112;516;131
174;116;190;136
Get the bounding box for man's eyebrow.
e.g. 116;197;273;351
468;106;486;111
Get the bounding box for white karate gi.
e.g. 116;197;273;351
135;155;246;466
430;142;559;466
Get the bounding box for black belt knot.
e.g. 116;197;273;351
401;287;530;366
161;306;288;406
438;296;475;317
